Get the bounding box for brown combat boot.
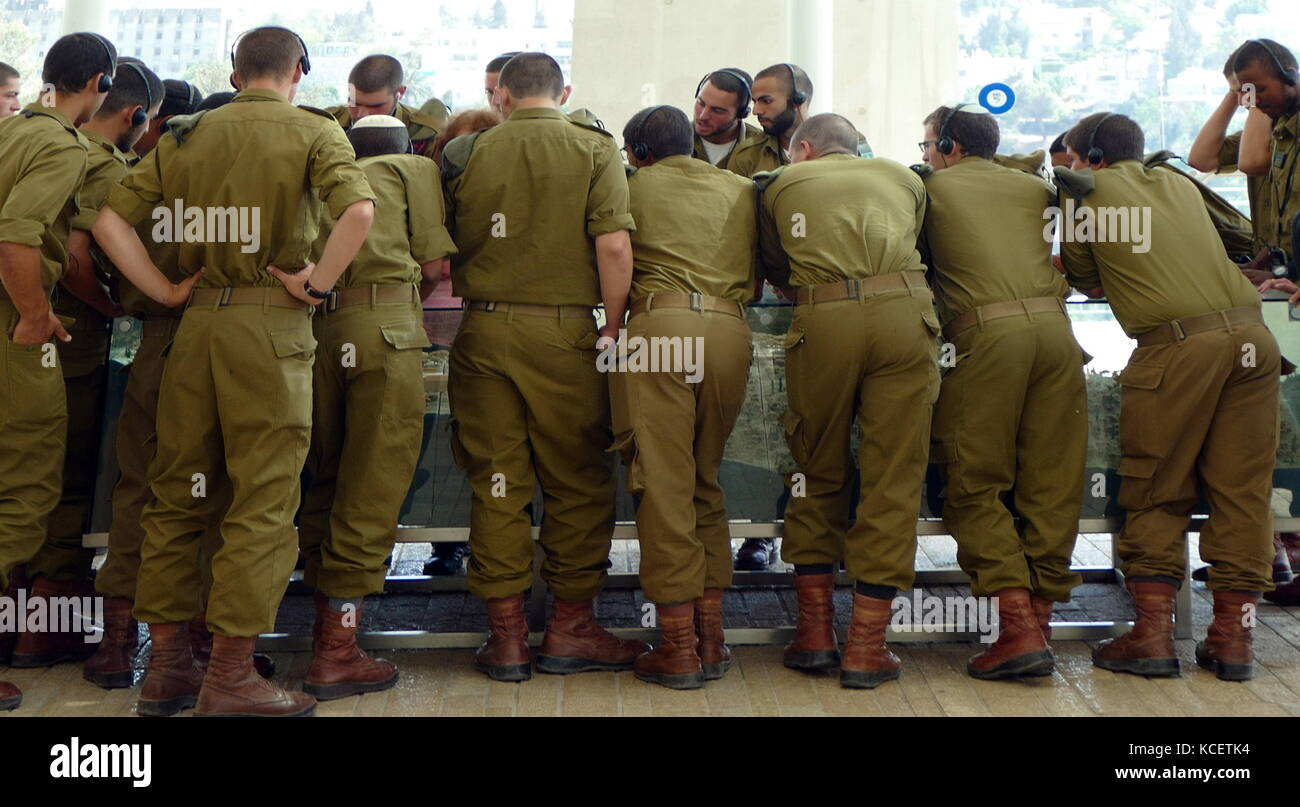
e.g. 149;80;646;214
190;612;276;679
1271;534;1294;584
1031;594;1054;642
634;602;704;690
783;573;840;671
841;593;901;689
10;576;98;667
537;598;650;674
137;622;204;717
83;597;139;689
968;589;1054;680
304;600;399;700
1195;591;1259;682
1092;581;1180;677
0;565;29;666
195;635;316;717
474;593;532;682
696;588;732;680
1282;533;1300;570
0;680;20;711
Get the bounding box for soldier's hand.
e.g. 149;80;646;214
163;269;204;308
1242;268;1276;286
1259;277;1300;298
598;322;621;342
269;263;324;306
12;309;70;346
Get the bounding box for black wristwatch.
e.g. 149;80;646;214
304;281;332;300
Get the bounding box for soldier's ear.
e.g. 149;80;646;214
395;85;407;100
560;85;572;106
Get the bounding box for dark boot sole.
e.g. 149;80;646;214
0;693;20;711
535;655;635;675
473;661;532;682
633;669;705;690
1092;652;1180;677
783;650;841;671
84;668;135;689
303;670;400;700
195;703;317;718
702;660;732;681
840;667;901;690
968;650;1055;681
137;694;198;717
1194;645;1254;682
10;648;97;668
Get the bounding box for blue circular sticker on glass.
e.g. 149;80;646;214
979;83;1015;114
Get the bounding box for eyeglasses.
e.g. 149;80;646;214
918;140;938;154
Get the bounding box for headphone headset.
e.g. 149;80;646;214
184;81;198;112
936;102;981;156
118;61;151;127
784;63;807;107
86;32;116;93
1248;38;1300;87
628;104;671;161
695;69;752;120
1086;112;1115;165
228;26;311;90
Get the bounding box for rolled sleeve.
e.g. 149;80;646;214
1217;131;1241;173
406;160;458;264
0;141;85;246
585;141;635;237
107;148;165;226
71;155;127;231
310;125;377;219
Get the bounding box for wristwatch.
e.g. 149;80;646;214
304;281;331;300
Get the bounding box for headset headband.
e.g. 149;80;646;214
1247;38;1299;85
628;104;672;161
696;69;752;103
85;32;116;92
1086;112;1115;165
230;26;311;77
118;61;152;121
783;63;807;107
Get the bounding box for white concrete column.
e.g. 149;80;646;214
62;0;109;35
789;0;834;113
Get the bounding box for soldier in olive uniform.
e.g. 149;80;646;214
441;52;648;682
726;63;813;181
1057;113;1281;682
94;26;376;717
918;104;1087;681
12;59;162;672
1232;40;1300;264
0;32;112;712
327;54;442;157
758;113;939;690
691;68;761;172
0;62;20;119
297;115;455;700
612;105;756;690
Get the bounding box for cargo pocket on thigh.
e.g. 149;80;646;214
780;409;811;468
446;417;470;470
1117;456;1159;511
610;430;645;495
380;320;431;428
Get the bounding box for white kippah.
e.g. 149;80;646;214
352;114;405;130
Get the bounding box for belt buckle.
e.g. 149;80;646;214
1172;320;1187;342
217;287;233;307
484;301;498;313
325;290;340;314
689;292;704;312
845;278;861;299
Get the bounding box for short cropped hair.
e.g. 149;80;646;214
348;126;411;159
498;52;564;101
791;113;858;156
160;79;203;117
923;105;1000;159
0;62;18;83
1233;38;1297;80
485;52;522;75
623;105;693;160
755;63;813;105
97;58;163;120
349;55;403;94
702;68;753;113
1064;112;1144;165
43;32;117;95
233;27;305;82
194;91;235;112
1049;132;1066;155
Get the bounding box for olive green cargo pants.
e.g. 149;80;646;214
780;286;941;591
1116;319;1280;592
133;294;315;637
299;298;429;597
27;310;109;582
448;307;615;602
610;305;753;604
0;297;67;592
931;311;1087;601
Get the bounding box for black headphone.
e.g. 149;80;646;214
184;81;198;112
85;32;116;93
627;104;671;161
936;102;980;156
695;69;752;120
118;61;151;127
784;63;807;107
1086;112;1115;165
228;26;311;89
1248;38;1300;87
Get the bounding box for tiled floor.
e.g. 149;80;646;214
4;533;1299;717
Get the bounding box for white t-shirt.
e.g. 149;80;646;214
700;136;738;166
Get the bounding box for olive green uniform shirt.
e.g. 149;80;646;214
758;153;927;288
921;156;1069;326
326;101;442;157
692;122;763;173
108;89;375;288
1266;111;1300;251
727;130;787;179
1059;160;1260;336
53;128;131;323
317;153;457;287
0;105;89;298
1217;130;1272;251
626;154;756;305
442;106;635;306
